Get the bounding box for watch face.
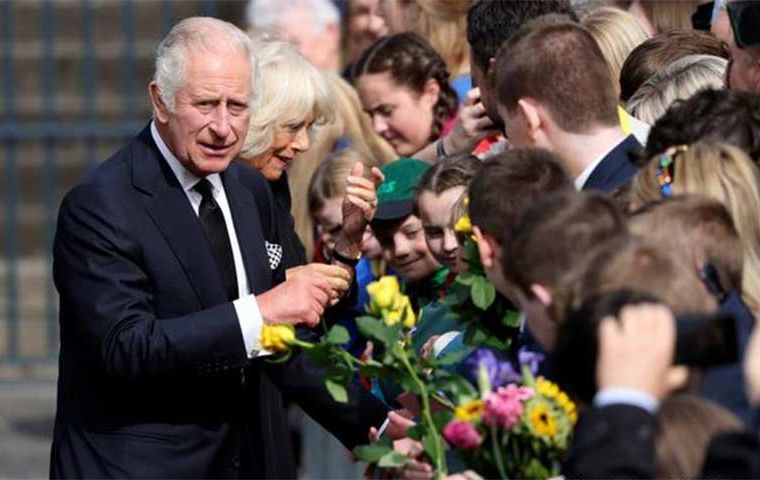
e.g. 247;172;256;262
728;1;760;49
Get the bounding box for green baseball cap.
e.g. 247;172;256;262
375;158;431;221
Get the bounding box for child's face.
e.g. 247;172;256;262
417;186;466;272
375;214;441;282
313;197;343;253
361;226;384;260
356;71;437;156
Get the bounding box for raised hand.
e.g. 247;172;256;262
340;162;384;248
596;303;679;402
255;274;332;327
441;87;501;155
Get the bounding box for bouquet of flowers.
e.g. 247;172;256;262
442;348;577;479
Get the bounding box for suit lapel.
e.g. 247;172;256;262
132;126;229;308
222;166;273;295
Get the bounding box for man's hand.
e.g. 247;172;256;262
442;87;501;155
339;162;385;248
256;274;332;327
597;304;678;402
286;263;351;302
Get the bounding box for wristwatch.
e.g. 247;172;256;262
332;248;361;266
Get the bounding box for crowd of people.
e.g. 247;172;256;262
48;0;760;478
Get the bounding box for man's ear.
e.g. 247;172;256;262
486;56;496;78
530;283;553;308
420;78;441;108
517;98;542;142
149;81;170;124
473;226;496;268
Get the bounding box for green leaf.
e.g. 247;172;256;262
325;377;348;403
502;310;521;328
421;433;440;464
353;441;394;463
455;271;477;286
406;424;425;441
377;451;411;468
471;277;496;310
356;315;399;347
325;325;351;345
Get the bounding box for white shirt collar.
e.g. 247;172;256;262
573;139;623;190
150;120;224;194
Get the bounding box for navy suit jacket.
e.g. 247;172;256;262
582;134;641;192
50;126;386;478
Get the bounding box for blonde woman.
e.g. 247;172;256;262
380;0;473;101
239;39;382;297
582;6;651;99
631;141;760;313
626;54;727;124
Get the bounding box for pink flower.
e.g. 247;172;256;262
483;385;535;428
443;420;482;449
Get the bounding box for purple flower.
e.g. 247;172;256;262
518;348;545;377
443;420;482;449
463;348;520;389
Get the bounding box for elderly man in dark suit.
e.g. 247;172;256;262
50;17;385;478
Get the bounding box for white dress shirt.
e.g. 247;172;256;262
151;122;267;357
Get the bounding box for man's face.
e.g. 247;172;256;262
469;52;503;130
153;47;252;177
276;9;340;71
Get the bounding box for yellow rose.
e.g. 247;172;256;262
400;296;416;329
260;324;296;352
367;276;401;314
454;214;473;235
384;308;402;326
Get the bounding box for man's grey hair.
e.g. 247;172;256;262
246;0;339;33
154;17;255;111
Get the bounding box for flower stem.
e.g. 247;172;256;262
397;344;447;479
492;425;508;479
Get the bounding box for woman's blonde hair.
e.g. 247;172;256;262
656;394;742;478
582;6;651;98
398;0;473;78
241;38;334;158
626;54;727;124
631;141;760;312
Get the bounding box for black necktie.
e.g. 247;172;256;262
194;179;239;301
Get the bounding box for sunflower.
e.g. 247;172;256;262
526;400;558;438
455;399;485;422
536;377;578;424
